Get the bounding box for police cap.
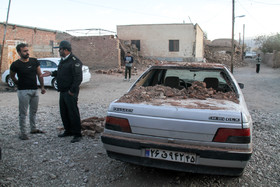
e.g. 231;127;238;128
59;40;72;51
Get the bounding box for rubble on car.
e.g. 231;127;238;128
117;81;239;105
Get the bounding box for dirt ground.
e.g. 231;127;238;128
233;60;280;112
0;59;279;186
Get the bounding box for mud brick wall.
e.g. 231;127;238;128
69;35;120;70
263;50;280;68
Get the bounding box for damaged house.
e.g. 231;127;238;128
0;22;63;73
117;23;204;62
1;23;205;74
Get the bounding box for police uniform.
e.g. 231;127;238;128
52;53;83;137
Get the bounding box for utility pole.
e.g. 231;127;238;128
242;24;245;60
239;33;241;45
0;0;12;74
230;0;235;73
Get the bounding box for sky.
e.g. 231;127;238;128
0;0;279;41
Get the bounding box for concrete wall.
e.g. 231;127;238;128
117;23;204;62
194;24;204;60
263;50;280;68
69;35;120;70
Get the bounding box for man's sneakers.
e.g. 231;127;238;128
19;134;29;140
19;129;45;140
71;136;82;143
123;78;131;82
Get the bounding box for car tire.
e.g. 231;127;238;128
52;78;58;90
6;75;15;87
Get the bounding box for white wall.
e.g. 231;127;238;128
117;23;204;61
194;24;204;61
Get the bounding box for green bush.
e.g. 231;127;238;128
254;33;280;53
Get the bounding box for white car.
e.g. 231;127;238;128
1;58;91;90
101;62;252;176
245;52;257;59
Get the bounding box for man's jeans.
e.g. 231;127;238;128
17;90;39;134
125;66;132;79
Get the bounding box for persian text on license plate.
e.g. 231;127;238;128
145;148;196;164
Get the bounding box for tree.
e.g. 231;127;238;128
254;33;280;53
203;31;208;40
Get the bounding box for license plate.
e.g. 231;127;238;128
145;148;196;164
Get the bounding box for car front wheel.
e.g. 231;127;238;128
52;78;58;90
6;76;15;87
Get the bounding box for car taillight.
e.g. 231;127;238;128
213;128;250;143
105;116;132;133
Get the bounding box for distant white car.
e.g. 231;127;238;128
1;57;91;90
245;52;257;59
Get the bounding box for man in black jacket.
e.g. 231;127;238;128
124;52;134;81
42;41;83;143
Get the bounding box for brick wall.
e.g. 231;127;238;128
69;35;120;70
0;23;60;73
0;24;57;44
0;23;121;73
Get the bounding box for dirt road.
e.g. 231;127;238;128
234;59;280;112
0;60;279;186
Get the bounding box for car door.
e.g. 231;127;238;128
38;60;58;86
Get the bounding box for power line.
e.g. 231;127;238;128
250;0;280;6
236;0;259;22
236;0;279;38
66;0;180;20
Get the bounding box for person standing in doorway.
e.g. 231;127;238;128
124;52;134;81
41;41;83;143
10;43;46;140
256;54;262;73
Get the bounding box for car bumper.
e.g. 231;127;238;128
82;73;91;84
101;133;252;176
1;73;7;83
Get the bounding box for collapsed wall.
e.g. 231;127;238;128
204;45;247;68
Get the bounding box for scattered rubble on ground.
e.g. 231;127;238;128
95;68;124;75
56;117;105;138
95;66;138;76
204;45;247;68
117;82;239;105
94;39;248;75
81;117;105;137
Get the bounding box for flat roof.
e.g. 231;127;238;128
0;22;63;33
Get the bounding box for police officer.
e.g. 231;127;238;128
42;41;83;143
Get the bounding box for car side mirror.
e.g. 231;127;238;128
238;83;244;89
